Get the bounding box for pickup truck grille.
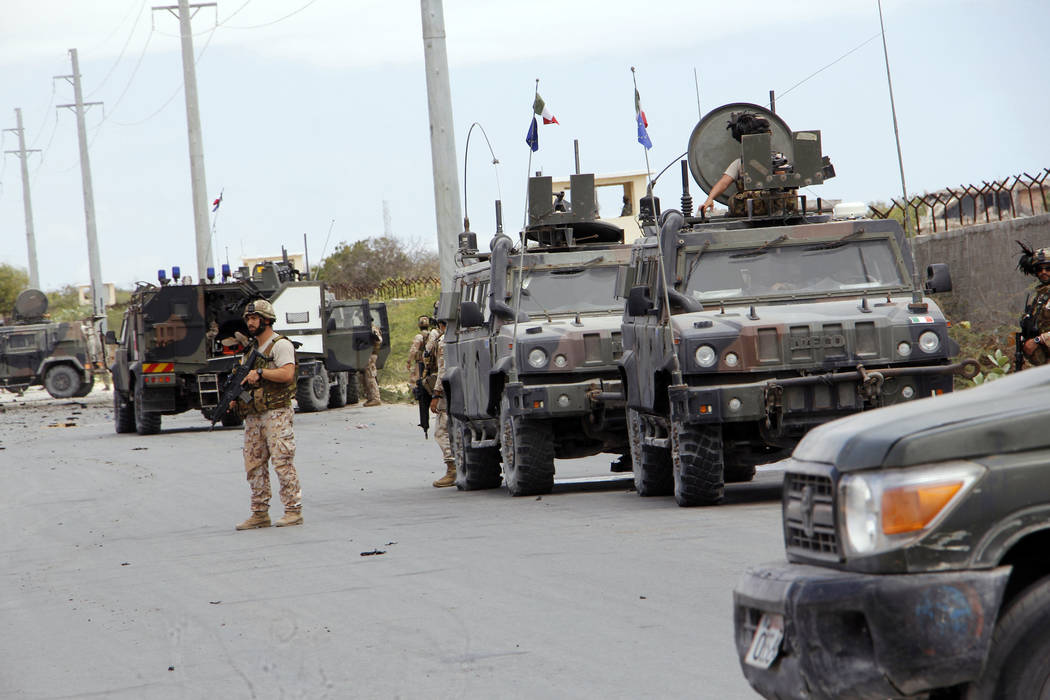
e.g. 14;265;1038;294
783;471;840;561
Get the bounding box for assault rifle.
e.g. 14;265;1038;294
209;345;262;429
414;358;431;438
1017;293;1037;372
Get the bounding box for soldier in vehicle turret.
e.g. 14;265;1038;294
700;112;796;217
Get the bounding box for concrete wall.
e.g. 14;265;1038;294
912;213;1050;327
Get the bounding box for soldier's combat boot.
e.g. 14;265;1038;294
274;510;303;527
235;511;271;530
432;461;456;488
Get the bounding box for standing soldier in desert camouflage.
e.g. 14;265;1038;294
363;317;383;407
406;315;430;384
426;319;455;487
232;300;304;530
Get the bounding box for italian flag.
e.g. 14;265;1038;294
533;94;558;125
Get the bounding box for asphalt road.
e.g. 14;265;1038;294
1;386;786;699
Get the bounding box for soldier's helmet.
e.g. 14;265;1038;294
1017;243;1050;276
243;299;277;321
1035;249;1050;266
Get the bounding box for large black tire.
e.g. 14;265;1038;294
113;390;135;434
133;382;161;435
346;371;361;405
328;371;348;408
671;421;725;506
43;364;80;399
452;417;502;490
72;374;95;397
965;574;1050;700
499;395;555;497
296;367;329;413
627;408;673;496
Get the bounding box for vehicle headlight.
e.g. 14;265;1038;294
839;460;985;556
527;347;548;368
553;354;568;368
694;345;717;368
724;352;740;368
918;331;940;353
896;341;912;357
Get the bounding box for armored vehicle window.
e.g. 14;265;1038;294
512;266;621;315
683;239;905;301
7;333;34;349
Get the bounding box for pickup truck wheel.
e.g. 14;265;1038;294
671;422;725;506
965;574;1050;700
345;371;360;404
627;408;673;496
296;368;329;413
133;383;161;435
499;396;554;496
113;390;135;433
452;417;502;490
43;364;80;399
328;371;348;408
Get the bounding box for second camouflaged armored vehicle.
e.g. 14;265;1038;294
109;260;388;434
443;174;633;495
620;103;976;506
0;289;99;398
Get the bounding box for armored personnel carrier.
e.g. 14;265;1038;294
108;259;388;434
0;289;99;398
443;174;633;495
620;103;977;506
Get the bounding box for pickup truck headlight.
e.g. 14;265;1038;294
839;460;985;556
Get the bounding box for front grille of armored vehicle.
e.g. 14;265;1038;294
783;471;840;560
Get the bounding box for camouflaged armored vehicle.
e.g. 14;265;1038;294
0;289;99;398
443;174;633;496
620;103;976;506
108;259;388;434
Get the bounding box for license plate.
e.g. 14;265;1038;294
744;613;784;669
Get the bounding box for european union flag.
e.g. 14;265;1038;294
525;116;539;152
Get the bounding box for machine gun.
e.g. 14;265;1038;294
414;359;431;438
1016;293;1037;372
209;345;262;429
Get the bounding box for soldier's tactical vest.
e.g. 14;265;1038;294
1027;284;1050;366
421;331;441;394
244;334;297;414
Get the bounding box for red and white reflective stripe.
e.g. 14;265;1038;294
143;363;174;373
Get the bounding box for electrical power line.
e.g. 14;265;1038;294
775;31;883;103
87;0;150;97
220;0;322;29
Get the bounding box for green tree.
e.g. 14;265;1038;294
0;263;29;319
318;235;438;288
46;285;91;322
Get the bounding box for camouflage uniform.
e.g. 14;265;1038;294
239;334;303;516
1023;282;1050;366
407;330;426;383
363;324;382;406
428;326;455;486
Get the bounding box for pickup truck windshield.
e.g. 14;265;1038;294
512;266;621;315
683;239;906;301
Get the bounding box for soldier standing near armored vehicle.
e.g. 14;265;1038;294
0;289;98;399
1015;243;1050;368
443;174;633;496
620;102;976;506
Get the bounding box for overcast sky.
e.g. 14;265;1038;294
1;0;1048;291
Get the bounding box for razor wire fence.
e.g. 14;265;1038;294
869;168;1050;235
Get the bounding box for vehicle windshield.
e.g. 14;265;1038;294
683;239;906;301
511;265;621;315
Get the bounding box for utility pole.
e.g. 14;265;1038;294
57;49;106;329
153;0;216;281
3;108;41;289
420;0;463;308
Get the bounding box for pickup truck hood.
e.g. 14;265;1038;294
793;364;1050;471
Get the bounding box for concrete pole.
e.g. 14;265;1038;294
66;49;106;329
420;0;462;295
175;0;214;280
4;108;41;288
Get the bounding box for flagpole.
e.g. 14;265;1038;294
523;78;539;233
510;78;539;384
209;187;224;278
631;67;653;188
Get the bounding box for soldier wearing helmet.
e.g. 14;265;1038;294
232;298;304;529
1017;244;1050;366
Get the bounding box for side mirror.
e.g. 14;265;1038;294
459;301;485;328
925;263;952;294
104;330;118;344
626;286;654;317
